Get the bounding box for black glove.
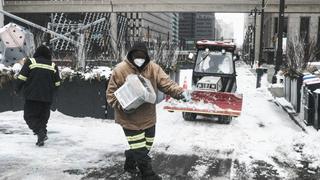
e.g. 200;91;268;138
177;91;192;102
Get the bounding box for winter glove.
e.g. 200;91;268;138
177;91;192;102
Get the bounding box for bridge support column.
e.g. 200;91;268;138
255;16;261;66
110;13;118;60
0;0;3;27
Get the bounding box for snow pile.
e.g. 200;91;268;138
0;63;6;71
270;83;284;88
60;67;75;80
0;63;22;87
0;63;22;74
12;63;23;74
60;66;112;81
84;66;112;81
275;97;296;113
165;98;223;112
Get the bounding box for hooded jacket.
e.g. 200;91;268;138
16;45;61;103
106;42;183;130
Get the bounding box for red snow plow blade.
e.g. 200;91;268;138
164;91;243;117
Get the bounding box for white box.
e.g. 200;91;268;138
114;74;156;111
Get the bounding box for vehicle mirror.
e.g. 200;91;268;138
188;53;194;60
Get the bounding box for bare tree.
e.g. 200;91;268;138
151;40;178;73
284;35;320;77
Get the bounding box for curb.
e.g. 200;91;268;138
273;99;308;133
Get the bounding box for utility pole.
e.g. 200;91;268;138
256;0;266;88
253;8;257;67
273;0;285;83
259;0;265;66
249;7;259;68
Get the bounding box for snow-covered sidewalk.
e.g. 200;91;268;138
1;62;320;179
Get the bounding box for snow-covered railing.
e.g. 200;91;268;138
0;63;114;119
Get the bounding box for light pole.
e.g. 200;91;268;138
249;7;260;68
259;0;265;66
273;0;285;83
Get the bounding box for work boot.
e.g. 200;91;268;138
43;129;48;141
36;130;46;147
137;157;162;180
124;150;139;174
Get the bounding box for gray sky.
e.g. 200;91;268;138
216;13;245;47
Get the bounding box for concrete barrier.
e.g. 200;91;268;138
0;78;113;119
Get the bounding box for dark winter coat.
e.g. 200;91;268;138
16;45;61;103
106;43;183;130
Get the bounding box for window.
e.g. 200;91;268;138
300;17;310;43
317;17;320;59
194;51;234;74
317;17;320;46
274;17;288;37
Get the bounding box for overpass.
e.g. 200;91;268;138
3;0;320;13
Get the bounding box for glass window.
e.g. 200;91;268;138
194;50;233;74
300;17;310;43
274;17;288;37
317;17;320;46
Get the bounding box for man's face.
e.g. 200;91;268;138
132;50;147;60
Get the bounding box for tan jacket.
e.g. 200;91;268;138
106;59;183;130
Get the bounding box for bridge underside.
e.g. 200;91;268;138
4;0;320;13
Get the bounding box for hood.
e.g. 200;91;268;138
33;45;52;61
127;42;150;69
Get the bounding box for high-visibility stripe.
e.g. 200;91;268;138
55;81;61;86
30;58;36;64
29;64;56;72
126;132;145;142
130;141;146;149
146;145;152;150
28;58;56;73
145;137;154;142
18;74;27;81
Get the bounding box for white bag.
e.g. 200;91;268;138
114;74;156;111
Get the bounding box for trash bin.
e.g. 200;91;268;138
303;80;320;125
263;48;275;65
313;89;320;130
256;68;267;88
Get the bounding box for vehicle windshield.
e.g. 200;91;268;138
194;50;234;74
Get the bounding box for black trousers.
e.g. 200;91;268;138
24;100;51;135
123;125;156;161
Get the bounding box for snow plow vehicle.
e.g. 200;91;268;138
164;40;243;123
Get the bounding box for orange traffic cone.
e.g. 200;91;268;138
183;76;188;90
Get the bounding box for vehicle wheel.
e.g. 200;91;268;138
183;112;196;121
218;116;232;124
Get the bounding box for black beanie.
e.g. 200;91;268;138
33;45;52;60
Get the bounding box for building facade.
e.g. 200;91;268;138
179;12;217;49
125;12;177;44
244;13;320;64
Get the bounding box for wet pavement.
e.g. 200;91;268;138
65;152;232;180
